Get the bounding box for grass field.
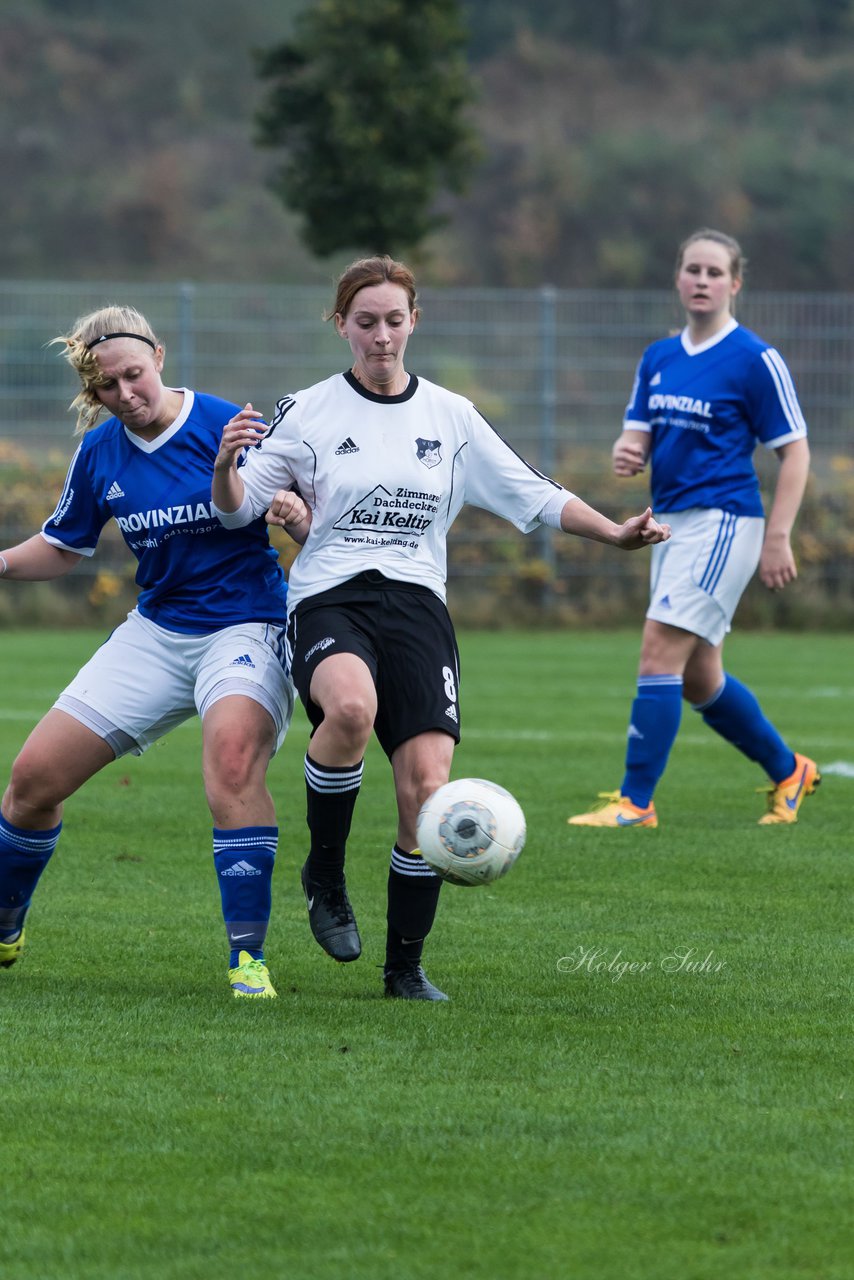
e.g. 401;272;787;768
1;627;851;1280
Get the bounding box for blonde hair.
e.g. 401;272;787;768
50;305;162;435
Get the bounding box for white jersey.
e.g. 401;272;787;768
223;371;572;609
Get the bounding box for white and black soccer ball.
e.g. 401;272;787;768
416;778;526;887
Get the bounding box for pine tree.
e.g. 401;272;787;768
255;0;479;258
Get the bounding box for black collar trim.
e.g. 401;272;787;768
343;370;418;403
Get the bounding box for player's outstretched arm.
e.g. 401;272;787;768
559;498;671;550
212;402;266;514
0;534;82;581
265;490;312;546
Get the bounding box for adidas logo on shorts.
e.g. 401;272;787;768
445;704;458;723
231;654;256;668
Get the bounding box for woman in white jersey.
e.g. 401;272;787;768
0;305;309;998
212;255;670;1001
569;228;818;831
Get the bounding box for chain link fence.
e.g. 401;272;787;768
2;281;852;626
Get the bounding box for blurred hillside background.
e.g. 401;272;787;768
4;0;854;288
1;0;852;626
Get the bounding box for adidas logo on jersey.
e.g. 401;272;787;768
445;704;459;723
105;481;125;501
231;653;256;668
335;437;359;455
650;372;662;386
220;860;262;877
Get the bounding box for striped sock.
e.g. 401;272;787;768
0;813;62;940
304;754;363;884
621;674;683;808
213;825;277;966
386;845;442;970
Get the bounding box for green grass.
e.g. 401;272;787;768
1;627;852;1280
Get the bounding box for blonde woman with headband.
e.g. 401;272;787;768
0;305;309;998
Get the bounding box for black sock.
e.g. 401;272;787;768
304;753;363;885
385;845;442;970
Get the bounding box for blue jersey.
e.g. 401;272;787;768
41;389;287;634
624;320;808;517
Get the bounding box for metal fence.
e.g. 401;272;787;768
2;280;853;619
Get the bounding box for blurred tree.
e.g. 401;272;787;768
254;0;480;257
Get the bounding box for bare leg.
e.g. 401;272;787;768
3;708;117;827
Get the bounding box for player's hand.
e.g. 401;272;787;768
214;403;266;471
266;489;311;543
759;532;797;590
266;489;308;527
612;439;648;477
614;507;671;549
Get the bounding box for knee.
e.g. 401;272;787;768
404;763;448;814
204;735;268;799
323;693;375;750
6;750;60;819
639;635;676;674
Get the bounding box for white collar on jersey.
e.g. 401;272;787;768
122;387;194;453
680;317;738;356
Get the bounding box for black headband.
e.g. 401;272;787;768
85;332;157;351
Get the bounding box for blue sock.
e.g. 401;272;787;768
0;814;62;940
213;826;277;967
694;673;795;783
621;675;683;808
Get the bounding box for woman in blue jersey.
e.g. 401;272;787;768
0;305;308;997
569;228;818;830
212;255;670;1002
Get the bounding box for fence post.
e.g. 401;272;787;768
178;281;195;388
538;283;557;609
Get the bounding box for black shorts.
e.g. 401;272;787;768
286;571;461;758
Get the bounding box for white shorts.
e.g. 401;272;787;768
646;508;764;646
55;608;294;758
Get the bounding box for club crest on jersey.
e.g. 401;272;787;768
415;438;442;468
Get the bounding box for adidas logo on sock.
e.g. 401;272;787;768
221;860;262;877
445;704;459;723
231;654;256;668
105;481;125;501
335;437;359;455
627;723;644;739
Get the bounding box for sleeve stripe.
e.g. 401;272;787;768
43;442;83;524
625;362;643;416
474;408;562;491
270;396;296;433
761;349;807;436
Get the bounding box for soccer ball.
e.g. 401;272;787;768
416;778;526;887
